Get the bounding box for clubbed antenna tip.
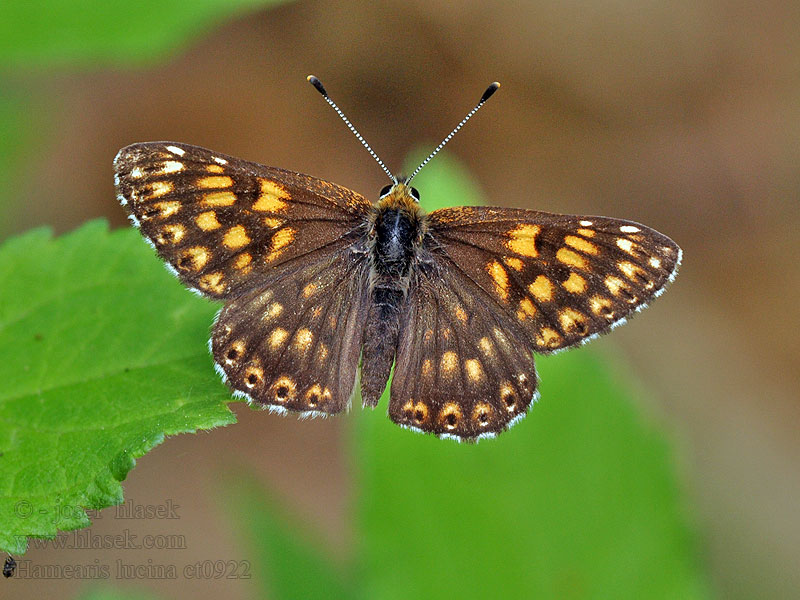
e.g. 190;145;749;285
307;75;328;97
481;82;501;103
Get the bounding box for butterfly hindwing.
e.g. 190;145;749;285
390;260;539;441
114;142;372;299
211;244;371;415
427;206;681;352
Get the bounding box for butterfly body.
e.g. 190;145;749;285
115;141;681;442
362;184;428;406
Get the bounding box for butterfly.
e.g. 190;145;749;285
114;77;681;442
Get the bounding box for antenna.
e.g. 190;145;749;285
307;75;397;183
407;81;500;183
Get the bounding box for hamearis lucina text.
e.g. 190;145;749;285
114;76;681;442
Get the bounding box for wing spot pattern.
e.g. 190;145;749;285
506;224;541;257
198;175;233;189
616;238;636;254
178;246;210;271
559;307;589;334
529;275;554;302
536;327;562;349
266;227;296;262
244;366;264;388
517;297;537;321
302;282;318;298
500;383;516;411
465;358;484;383
160;161;184;174
293;328;313;354
556;247;588;269
198;272;226;295
589;295;615;319
440;351;458;378
234;253;252;272
196;211;221;231
225;340;246;364
440;403;462;430
269;328;289;350
203;191;237;206
223;225;251;250
305;384;323;407
565;235;599;255
473;402;492;426
262;302;283;323
271;376;296;403
562;272;587;294
421;359;433;377
618;261;651;288
503;256;524;271
147;201;180;220
156;223;185;245
253;179;289;212
486;260;510;301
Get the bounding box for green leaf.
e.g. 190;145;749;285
0;221;235;555
227;477;352;600
0;0;293;67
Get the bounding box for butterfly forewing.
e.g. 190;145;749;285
390;261;538;440
427;206;681;353
114;142;372;299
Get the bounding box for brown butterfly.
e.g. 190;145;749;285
114;77;681;442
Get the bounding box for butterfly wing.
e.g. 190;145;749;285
389;205;681;441
389;260;538;441
427;206;681;352
211;244;371;415
115;141;374;414
114;142;372;299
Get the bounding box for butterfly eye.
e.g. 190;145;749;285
410;187;421;202
379;184;393;198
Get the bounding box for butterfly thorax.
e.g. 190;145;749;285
360;184;427;407
371;184;426;279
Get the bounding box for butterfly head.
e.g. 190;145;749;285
378;181;421;210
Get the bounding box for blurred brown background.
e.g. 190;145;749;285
4;1;799;598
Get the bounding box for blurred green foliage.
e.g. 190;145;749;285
0;1;290;67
